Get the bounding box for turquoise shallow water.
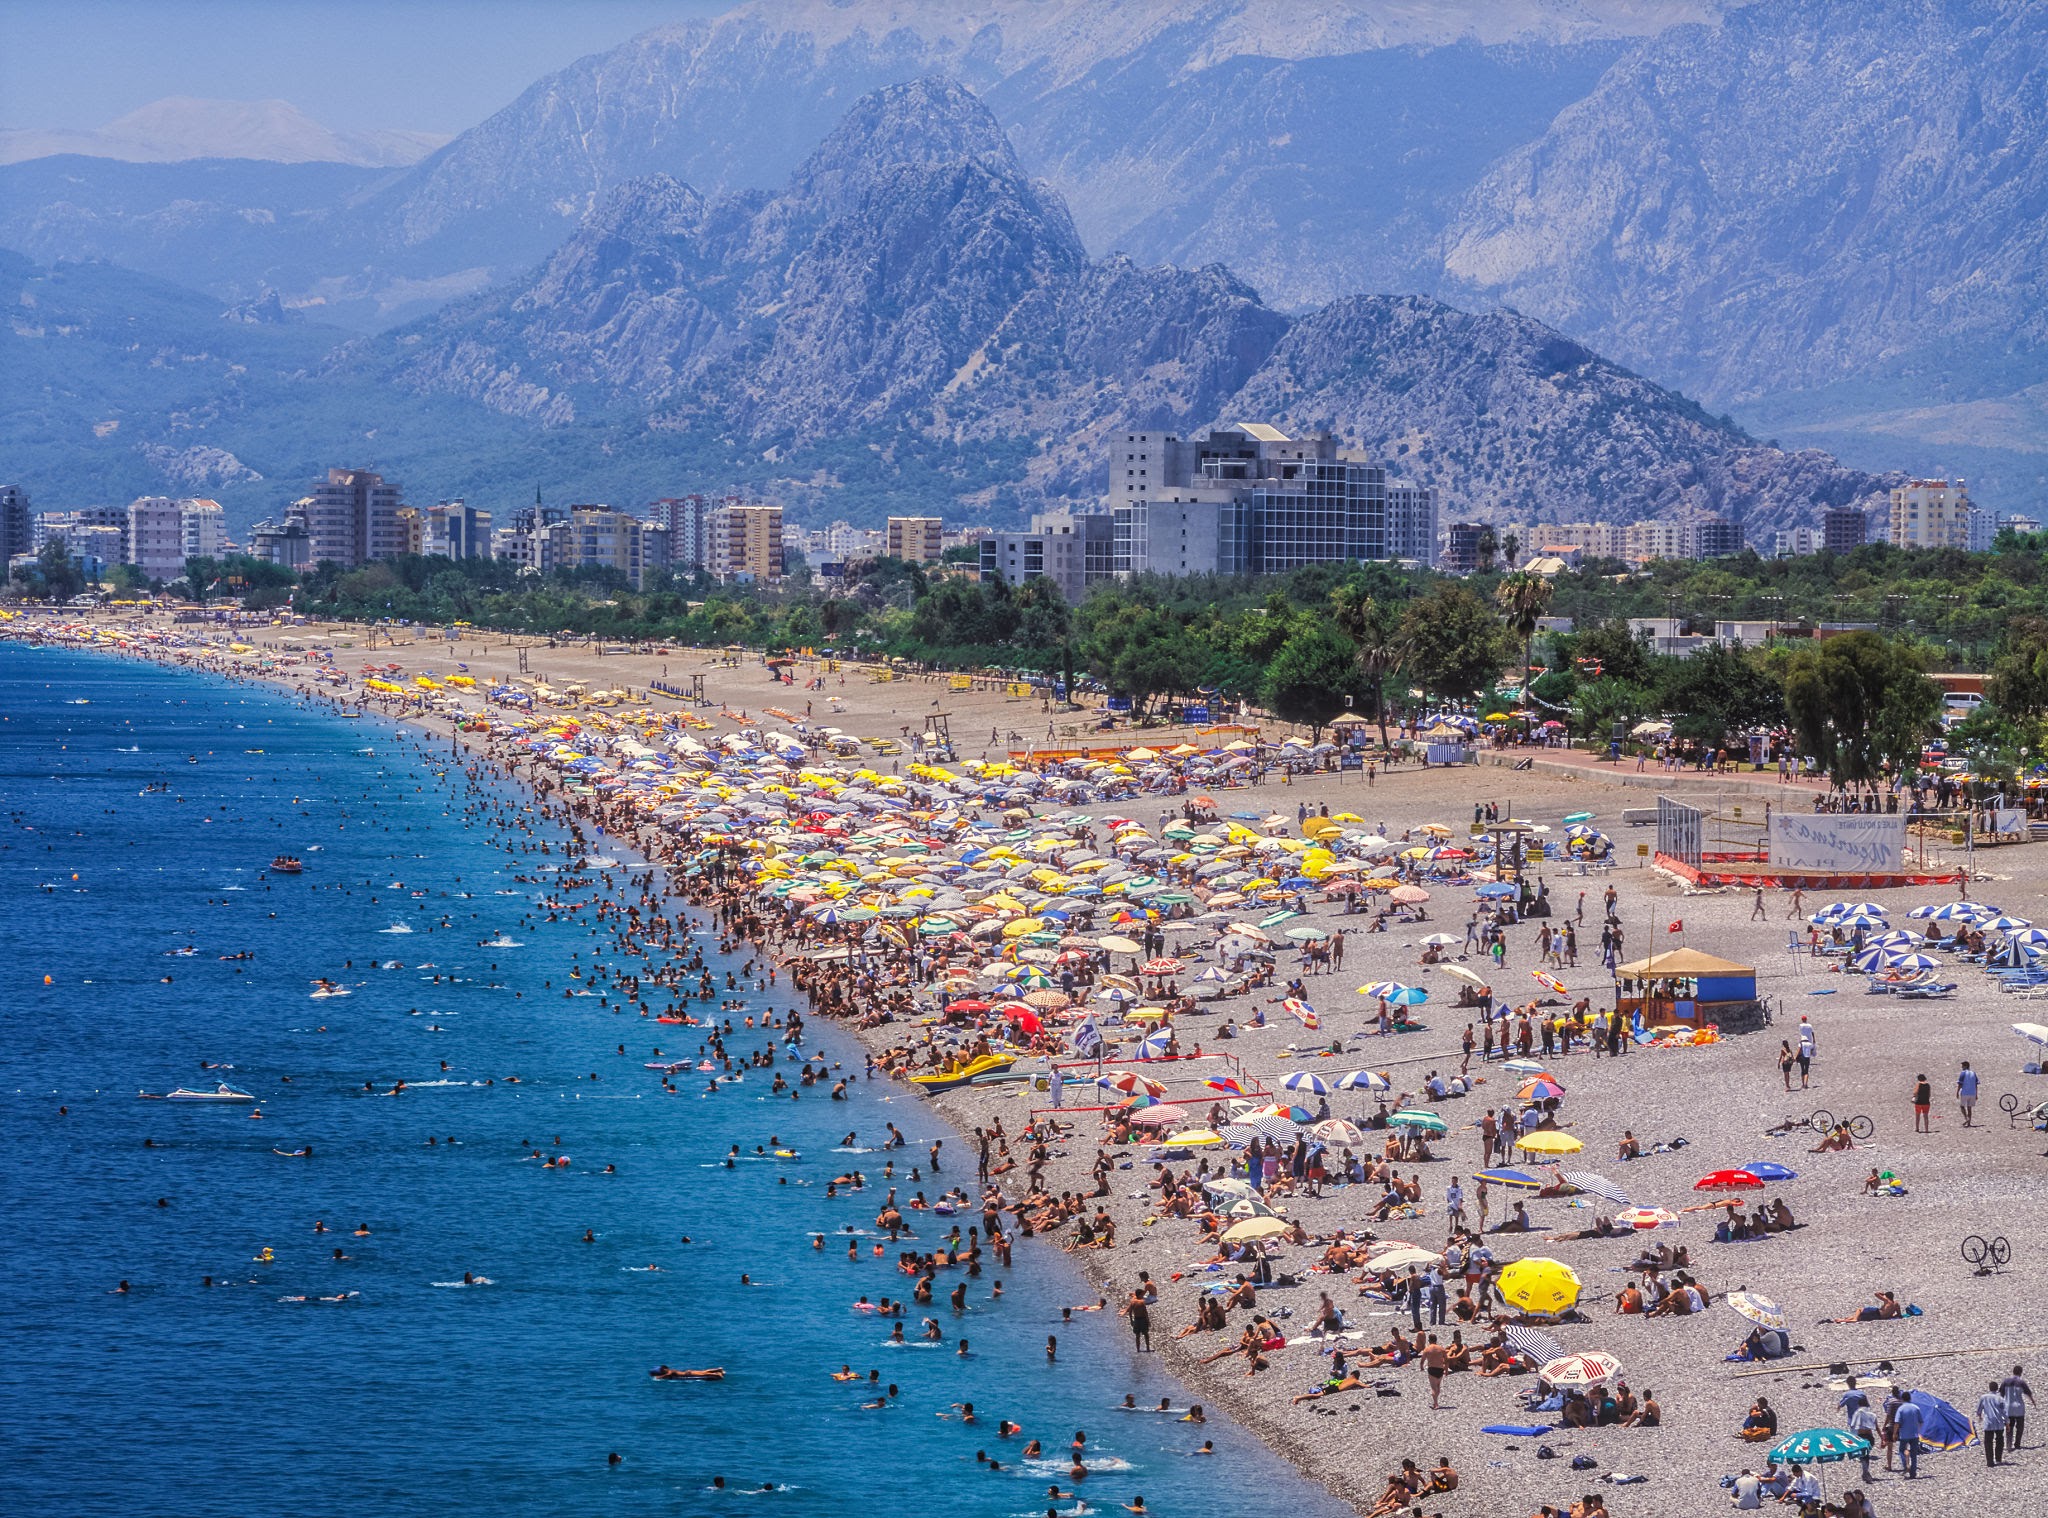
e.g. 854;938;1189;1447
0;642;1350;1518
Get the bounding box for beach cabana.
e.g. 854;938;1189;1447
1614;947;1762;1032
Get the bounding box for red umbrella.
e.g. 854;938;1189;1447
1010;1010;1043;1035
1141;957;1186;975
1693;1168;1765;1192
946;998;992;1013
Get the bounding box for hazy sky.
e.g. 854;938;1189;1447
1;0;732;133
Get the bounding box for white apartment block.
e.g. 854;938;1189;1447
127;496;187;581
181;499;225;560
1888;479;1987;550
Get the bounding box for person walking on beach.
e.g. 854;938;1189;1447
1957;1062;1980;1127
1894;1389;1925;1478
1912;1073;1933;1133
1122;1284;1151;1353
1796;1016;1815;1088
2001;1365;2033;1447
1751;888;1767;921
1975;1380;2008;1465
1787;887;1805;920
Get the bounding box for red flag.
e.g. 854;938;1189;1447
1668;919;1683;933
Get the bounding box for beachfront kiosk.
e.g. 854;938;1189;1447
1615;948;1764;1034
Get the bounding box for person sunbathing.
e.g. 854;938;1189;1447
1821;1290;1900;1323
1291;1370;1365;1405
1546;1215;1617;1241
1357;1330;1418;1368
1475;1341;1523;1376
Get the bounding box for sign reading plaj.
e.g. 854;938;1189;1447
1769;813;1905;873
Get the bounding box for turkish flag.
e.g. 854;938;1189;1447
1668;920;1683;933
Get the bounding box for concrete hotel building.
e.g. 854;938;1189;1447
0;484;32;565
980;511;1117;602
1108;425;1391;577
304;468;405;567
544;505;663;589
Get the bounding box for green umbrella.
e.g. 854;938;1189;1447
1389;1108;1447;1134
1768;1428;1869;1465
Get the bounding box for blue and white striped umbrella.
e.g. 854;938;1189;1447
1816;901;1888;919
1984;915;2034;932
1281;1071;1333;1096
1336;1069;1390;1091
1887;953;1943;971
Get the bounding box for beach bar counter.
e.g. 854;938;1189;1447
1615;948;1766;1034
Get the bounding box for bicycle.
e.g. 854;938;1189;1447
1961;1234;2012;1275
1804;1107;1873;1141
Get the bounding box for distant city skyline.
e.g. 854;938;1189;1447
1;0;729;135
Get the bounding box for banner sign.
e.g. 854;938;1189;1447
1768;813;1905;873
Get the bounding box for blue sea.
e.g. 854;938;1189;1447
0;642;1350;1518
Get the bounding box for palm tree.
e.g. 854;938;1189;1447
1330;584;1409;744
1494;571;1555;700
1475;525;1499;574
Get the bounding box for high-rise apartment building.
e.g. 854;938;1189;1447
1440;522;1487;574
35;505;130;560
181;499;225;561
711;503;784;581
248;517;313;571
647;496;712;571
1691;517;1745;559
1384;483;1437;565
1888;479;1982;550
1773;527;1824;558
886;516;944;564
540;505;660;589
1822;506;1868;555
303;468;404;566
0;484;31;565
420;500;493;560
127;496;186;581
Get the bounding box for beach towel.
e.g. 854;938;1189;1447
1481;1424;1554;1437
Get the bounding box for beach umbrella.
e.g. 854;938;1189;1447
1222;1196;1278;1219
1694;1168;1765;1192
1140;957;1187;976
1098;1070;1167;1098
1097;934;1143;953
1390;885;1430;904
1500;1324;1564;1366
1312;1119;1365;1145
1419;933;1462;947
1497;1257;1581;1315
1982;915;2033;931
1248;1113;1305;1142
1558;1171;1631;1206
1336;1069;1390;1092
1284;925;1329;941
1475;1168;1543;1190
1904;1391;1976;1451
1887;953;1942;971
1614;1206;1679;1230
1515;1131;1583;1156
1163;1129;1224;1147
1221;1216;1288;1244
1500;1058;1553;1077
1735;1161;1799;1182
1127;1105;1189;1127
1562;812;1596;825
1819;901;1887;919
1518;1078;1567;1102
1389;1108;1447;1134
1768;1428;1870;1466
1281;1071;1334;1096
1203;1076;1248;1095
1540;1351;1623;1387
1727;1291;1788;1330
2012;1022;2048;1048
1474;882;1518;898
1369;1245;1444;1272
1133;1032;1174;1061
1203;1178;1256;1198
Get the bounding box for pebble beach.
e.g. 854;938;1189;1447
12;607;2046;1518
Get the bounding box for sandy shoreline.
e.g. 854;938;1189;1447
12;609;2048;1518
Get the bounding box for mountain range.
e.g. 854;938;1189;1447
3;1;2039;512
4;78;1896;541
0;97;445;168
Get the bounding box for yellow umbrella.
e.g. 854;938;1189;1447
1001;916;1046;938
1221;1216;1288;1243
1163;1129;1224;1147
1497;1257;1582;1315
1516;1131;1584;1155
